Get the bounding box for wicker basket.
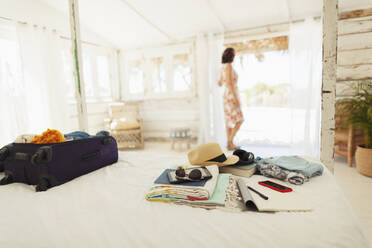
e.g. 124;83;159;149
355;145;372;177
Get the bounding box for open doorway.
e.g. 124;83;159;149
234;50;290;145
228;27;322;157
228;37;293;156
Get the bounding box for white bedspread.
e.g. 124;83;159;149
0;151;370;248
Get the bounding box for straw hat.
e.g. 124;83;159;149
188;143;239;167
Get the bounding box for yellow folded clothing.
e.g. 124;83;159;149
146;165;219;201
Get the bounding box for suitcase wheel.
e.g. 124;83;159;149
0;172;13;185
36;178;50;192
31;146;53;165
0;145;12;161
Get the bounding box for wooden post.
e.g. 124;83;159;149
69;0;88;132
320;0;338;172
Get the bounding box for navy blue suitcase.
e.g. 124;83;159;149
0;136;118;191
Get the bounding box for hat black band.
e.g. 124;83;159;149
207;154;227;163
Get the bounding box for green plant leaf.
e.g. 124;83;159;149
338;89;372;148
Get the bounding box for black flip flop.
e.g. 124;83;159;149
232;149;255;166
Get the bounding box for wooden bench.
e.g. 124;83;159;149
169;128;191;151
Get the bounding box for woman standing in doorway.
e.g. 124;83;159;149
218;47;244;150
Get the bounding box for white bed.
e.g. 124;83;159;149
0;151;370;248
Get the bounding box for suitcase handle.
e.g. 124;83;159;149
31;146;53;165
15;152;30;161
81;150;100;161
101;137;113;145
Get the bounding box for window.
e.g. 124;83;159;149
0;22;24;145
82;54;94;97
96;56;111;97
173;54;191;92
61;41;118;102
150;57;166;93
124;44;194;100
61;50;74;98
233;51;290;108
0;38;23;96
0;22;24;99
128;60;145;95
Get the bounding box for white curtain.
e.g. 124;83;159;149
0;23;71;146
289;18;322;157
196;33;226;146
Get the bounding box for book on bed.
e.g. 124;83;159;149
219;164;256;178
237;177;312;212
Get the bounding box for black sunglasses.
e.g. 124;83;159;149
175;166;202;181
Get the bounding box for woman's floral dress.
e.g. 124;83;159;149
221;64;244;128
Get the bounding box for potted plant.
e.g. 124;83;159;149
340;90;372;177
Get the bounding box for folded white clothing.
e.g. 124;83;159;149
146;165;219;201
14;134;36;143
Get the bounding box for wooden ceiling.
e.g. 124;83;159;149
225;36;288;57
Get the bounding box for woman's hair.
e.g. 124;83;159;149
222;47;235;64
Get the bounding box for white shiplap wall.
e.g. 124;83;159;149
68;102;110;135
139;98;199;140
68;98;200;140
337;14;372;95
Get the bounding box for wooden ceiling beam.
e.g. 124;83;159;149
339;8;372;20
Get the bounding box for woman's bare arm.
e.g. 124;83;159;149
225;64;240;105
218;74;223;87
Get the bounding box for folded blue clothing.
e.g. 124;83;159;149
65;131;90;140
261;156;323;178
65;131;110;140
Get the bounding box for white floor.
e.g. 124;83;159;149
334;155;372;244
138;142;372;244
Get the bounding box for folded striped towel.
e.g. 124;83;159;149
148;173;230;210
146;165;219;201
